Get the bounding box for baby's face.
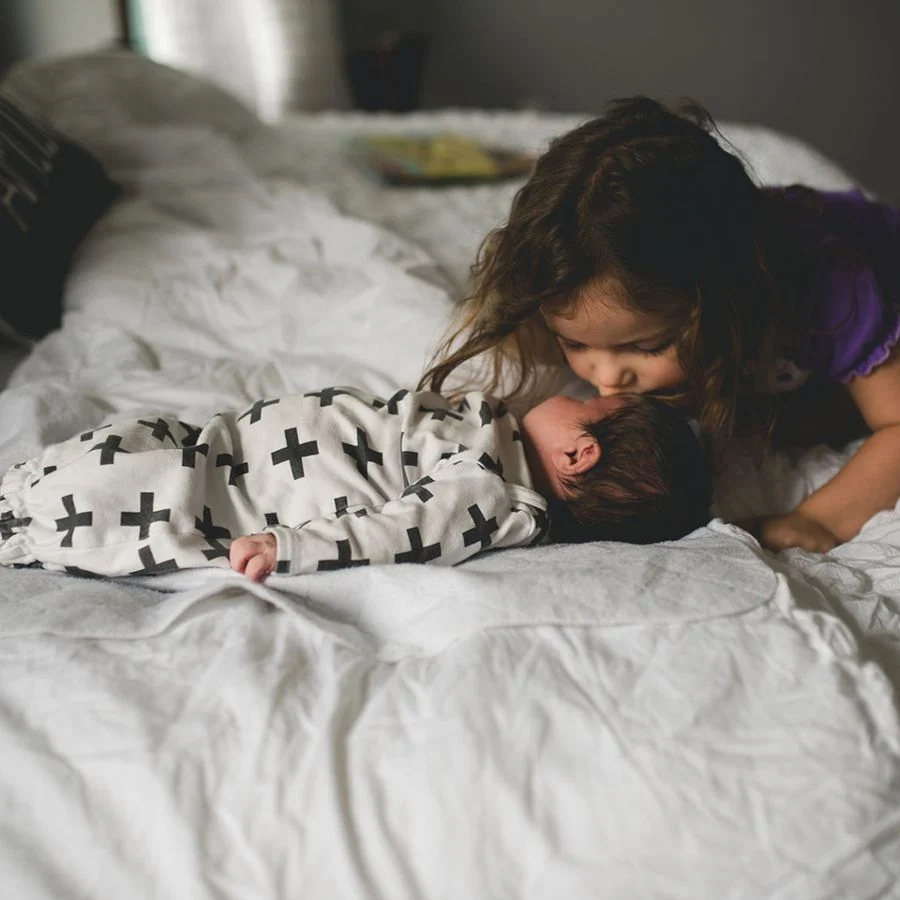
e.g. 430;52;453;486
520;394;630;499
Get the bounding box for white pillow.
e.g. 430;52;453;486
1;49;262;141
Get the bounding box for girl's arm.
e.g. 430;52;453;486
760;348;900;550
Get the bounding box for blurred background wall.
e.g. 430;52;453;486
0;0;117;64
2;0;898;202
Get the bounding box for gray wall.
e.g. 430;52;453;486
341;0;900;204
0;0;117;70
3;1;898;202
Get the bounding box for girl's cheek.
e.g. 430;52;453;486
565;354;589;380
657;357;688;388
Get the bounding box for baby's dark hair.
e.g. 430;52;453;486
549;395;712;545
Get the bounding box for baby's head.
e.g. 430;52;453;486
520;393;711;544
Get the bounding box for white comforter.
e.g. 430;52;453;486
0;53;898;899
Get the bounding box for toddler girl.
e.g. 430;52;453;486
422;97;900;553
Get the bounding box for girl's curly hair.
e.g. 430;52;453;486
421;96;813;442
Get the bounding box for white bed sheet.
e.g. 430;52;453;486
0;54;899;898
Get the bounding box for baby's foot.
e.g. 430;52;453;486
229;533;277;581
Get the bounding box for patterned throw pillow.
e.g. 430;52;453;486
0;95;118;339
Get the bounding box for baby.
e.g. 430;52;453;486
0;387;711;580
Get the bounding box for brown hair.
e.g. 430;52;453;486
421;97;808;441
549;395;712;545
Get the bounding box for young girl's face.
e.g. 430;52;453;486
543;276;687;398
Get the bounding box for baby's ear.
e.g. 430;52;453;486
568;435;600;475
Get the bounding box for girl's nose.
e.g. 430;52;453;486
591;355;635;394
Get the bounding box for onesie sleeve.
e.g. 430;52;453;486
263;456;548;575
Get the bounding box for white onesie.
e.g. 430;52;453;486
0;388;548;577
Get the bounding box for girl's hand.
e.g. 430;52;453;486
742;512;839;554
229;533;277;581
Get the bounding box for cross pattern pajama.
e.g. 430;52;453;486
0;388;548;577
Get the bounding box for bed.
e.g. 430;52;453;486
0;51;899;899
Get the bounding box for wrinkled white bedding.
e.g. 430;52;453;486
0;54;899;899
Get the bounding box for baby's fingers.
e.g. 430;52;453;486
230;534;277;580
244;554;274;582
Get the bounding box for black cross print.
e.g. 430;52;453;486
373;389;408;414
462;504;499;550
0;510;31;540
238;398;279;424
456;397;470;412
478;401;494;426
80;425;110;442
138;418;178;445
30;465;57;488
179;422;202;447
333;496;368;518
195;505;231;560
342;427;383;478
216;454;249;485
264;512;280;527
131;545;179;575
181;442;209;468
305;387;351;407
512;429;522;443
91;434;129;466
495;401;508;419
316;539;370;571
121;492;171;539
55;494;93;547
401;475;435;503
271;428;319;479
440;443;467;461
394;526;441;563
478;452;504;477
418;404;463;422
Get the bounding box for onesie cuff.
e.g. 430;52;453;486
263;525;301;575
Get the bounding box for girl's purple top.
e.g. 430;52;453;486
768;187;900;388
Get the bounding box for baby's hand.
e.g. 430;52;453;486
747;512;840;554
229;533;277;581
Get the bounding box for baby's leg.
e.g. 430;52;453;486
0;414;233;575
229;533;276;582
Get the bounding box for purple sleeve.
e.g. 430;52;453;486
795;261;900;383
789;190;900;383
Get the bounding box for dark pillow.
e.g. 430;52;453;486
0;94;118;339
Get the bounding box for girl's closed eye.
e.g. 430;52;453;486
557;336;587;352
631;337;675;356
